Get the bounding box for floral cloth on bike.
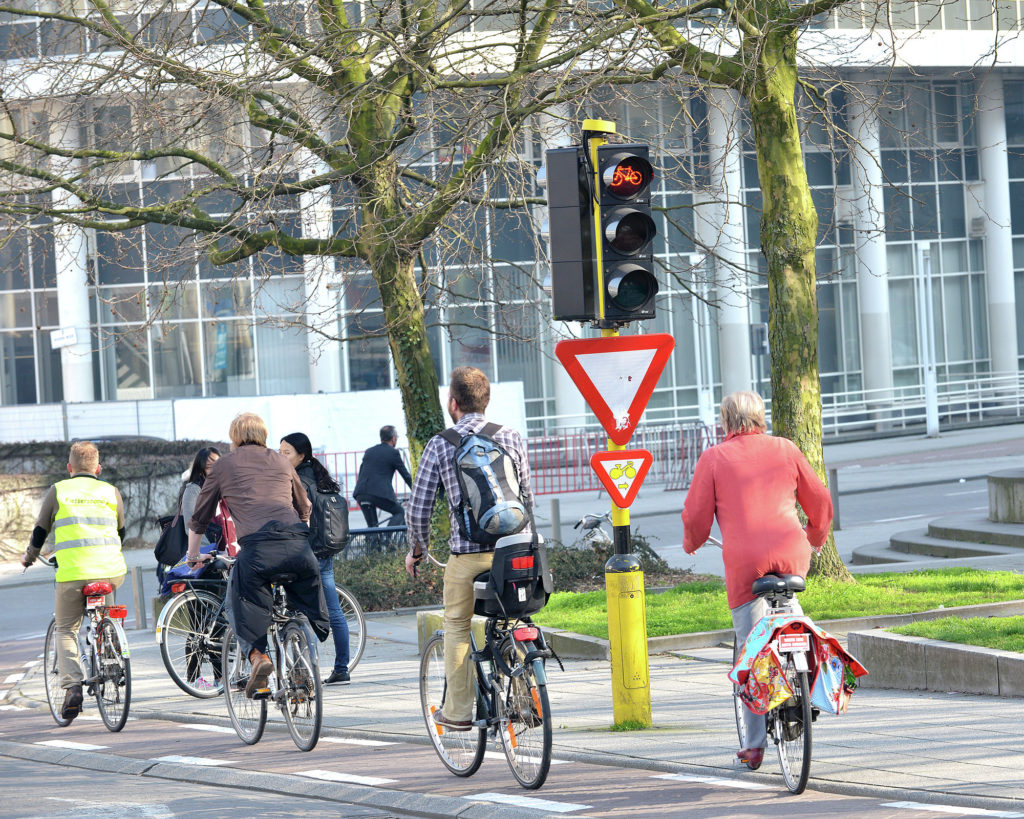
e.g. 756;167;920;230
729;615;868;715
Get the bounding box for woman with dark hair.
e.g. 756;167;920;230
179;447;221;541
279;432;352;686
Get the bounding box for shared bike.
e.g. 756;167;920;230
41;556;132;732
418;554;556;790
221;567;324;751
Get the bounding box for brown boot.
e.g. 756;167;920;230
245;649;274;699
60;684;83;722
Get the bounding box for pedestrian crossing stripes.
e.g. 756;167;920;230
297;769;397;786
36;740;108;751
320;737;397;747
880;802;1024;818
468;793;591;813
152;755;234;766
653;773;773;791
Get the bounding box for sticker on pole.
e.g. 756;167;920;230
590;449;653;508
555;334;675;445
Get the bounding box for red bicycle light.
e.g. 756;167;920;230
602;155;653;200
513;627;539;642
511;556;535;570
107;605;128;619
171;582;186;594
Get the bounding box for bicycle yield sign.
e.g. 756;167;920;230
590;449;653;508
555;334;675;446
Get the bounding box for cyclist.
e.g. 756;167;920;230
185;412;329;698
20;441;127;723
353;425;412;527
279;431;353;686
405;366;533;731
681;391;832;770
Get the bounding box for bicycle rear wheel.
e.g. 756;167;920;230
732;642;749;749
221;626;267;745
94;618;131;732
497;639;552;789
419;633;485;777
158;589;225;698
770;658;812;794
278;621;322;751
43;619;73;727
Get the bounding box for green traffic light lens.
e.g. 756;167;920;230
608;266;657;311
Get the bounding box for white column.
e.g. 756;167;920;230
703;88;752;397
51;119;95;402
298;150;343;393
848;84;894;402
977;73;1019;376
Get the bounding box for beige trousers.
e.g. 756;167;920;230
55;574;125;689
442;551;494;722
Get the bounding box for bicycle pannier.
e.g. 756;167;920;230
310;486;349;559
441;422;527;546
473;533;553;618
154;513;187;567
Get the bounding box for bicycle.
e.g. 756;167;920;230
157;560;366;697
40;556;132;732
418;551;557;790
572;512;612;549
220;564;324;751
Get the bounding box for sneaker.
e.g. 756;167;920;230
324;669;350;686
432;708;473;732
61;684;84;722
245;650;274;699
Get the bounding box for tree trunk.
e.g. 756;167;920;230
747;32;853;582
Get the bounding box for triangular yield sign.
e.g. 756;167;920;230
590;449;653;508
555;334;675;446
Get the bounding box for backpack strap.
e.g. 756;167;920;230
440;428;462;447
480;421;502;437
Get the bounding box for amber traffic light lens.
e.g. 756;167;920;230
603;157;652;199
605;209;656;254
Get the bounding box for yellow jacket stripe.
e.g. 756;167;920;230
53;476;126;583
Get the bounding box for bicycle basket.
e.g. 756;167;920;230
472;533;552;618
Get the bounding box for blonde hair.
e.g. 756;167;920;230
449;366;490;414
720;391;767;434
69;441;100;473
229;412;268;448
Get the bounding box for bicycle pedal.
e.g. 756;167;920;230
251;687;272;700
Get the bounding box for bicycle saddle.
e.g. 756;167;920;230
752;574;805;596
269;572;299;585
82;581;113;596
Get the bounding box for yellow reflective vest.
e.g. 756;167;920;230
52;476;127;583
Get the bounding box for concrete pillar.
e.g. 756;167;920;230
848;84;894;403
703;88;752;397
51;118;95;402
298;150;343;393
977;74;1019;376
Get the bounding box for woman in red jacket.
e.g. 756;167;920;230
682;391;832;771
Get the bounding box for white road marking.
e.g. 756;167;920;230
297;769;397;786
320;736;397;747
185;724;236;734
22;660;40;668
152;755;234;766
653;773;773;791
945;489;986;496
44;797;174;818
484;751;569;765
37;739;108;750
880;802;1024;817
0;705;22;710
468;793;591;813
874;514;925;523
3;673;24;684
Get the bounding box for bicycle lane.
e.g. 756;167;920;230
2;625;1017;818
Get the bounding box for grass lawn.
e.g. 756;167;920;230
532;567;1024;639
891;615;1024;653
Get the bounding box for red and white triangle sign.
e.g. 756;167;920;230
555;334;675;446
590;449;653;508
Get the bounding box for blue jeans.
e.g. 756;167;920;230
319;556;349;674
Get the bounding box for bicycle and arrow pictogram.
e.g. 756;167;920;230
589;449;654;508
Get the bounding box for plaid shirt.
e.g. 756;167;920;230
408;413;533;555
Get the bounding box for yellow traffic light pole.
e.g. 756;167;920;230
582;118;652;727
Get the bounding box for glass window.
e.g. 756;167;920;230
804;152;833;187
202;279;251;318
0;231;31;290
491;206;534;263
33;291;59;327
889;279;918;366
911;185;939;237
909;150;936;182
884;187;912;240
96;230;145;284
0;292;33;327
941;241;969;273
347;311;390;391
152;322;202;398
1006;81;1024;144
204;320;255;396
98;286;147;324
817;281;839;373
940;185;966;238
256;323;311;395
943;276;971;360
446;305;493;379
31;233;56;289
0;331;37;404
881;150;908;184
970;0;995;28
36;329;63;404
100;327;151;400
971;274;989;360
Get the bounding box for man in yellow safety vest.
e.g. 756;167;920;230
21;441;127;722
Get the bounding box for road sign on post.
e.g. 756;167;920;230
590;449;653;508
554;333;675;446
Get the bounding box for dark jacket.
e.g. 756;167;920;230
352;443;412;502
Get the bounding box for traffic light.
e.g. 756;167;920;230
596;144;658;324
545;146;596;322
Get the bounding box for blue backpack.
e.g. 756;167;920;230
441;422;528;546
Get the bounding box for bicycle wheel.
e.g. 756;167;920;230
94;618;131;732
318;585;365;674
732;642;749;749
221;626;267;745
278;621;323;751
497;639;552;789
43;619;73;727
419;633;485;777
159;590;225;698
770;657;812;794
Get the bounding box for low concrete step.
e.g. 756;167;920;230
888;529;1021;559
926;515;1024;549
849;542;918;565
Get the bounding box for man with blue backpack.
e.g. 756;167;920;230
405;366;534;731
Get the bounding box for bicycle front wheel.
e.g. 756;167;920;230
43;619;73;727
419;633;485;777
159;589;225;698
771;658;812;794
94;618;131;732
279;621;323;751
497;640;552;789
221;626;267;745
